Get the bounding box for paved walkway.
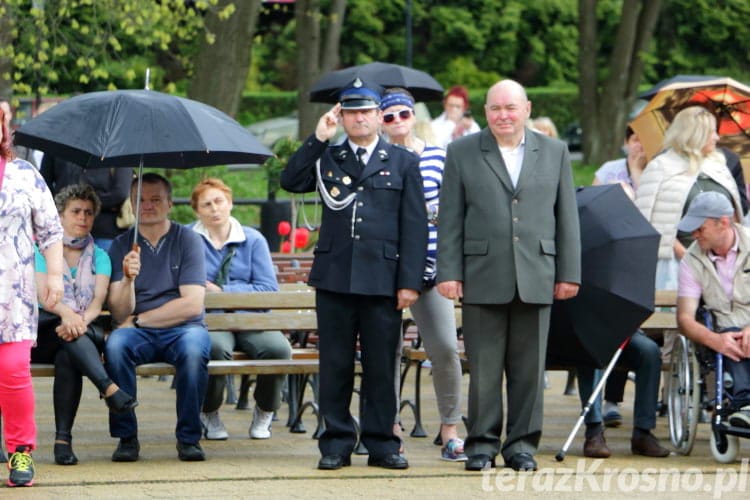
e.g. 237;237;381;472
7;370;750;499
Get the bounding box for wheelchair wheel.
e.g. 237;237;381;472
710;428;739;463
667;335;701;455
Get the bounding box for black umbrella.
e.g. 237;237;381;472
638;74;722;101
14;89;273;242
546;184;660;368
309;62;444;103
14;89;272;168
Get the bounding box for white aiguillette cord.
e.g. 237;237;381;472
315;159;358;237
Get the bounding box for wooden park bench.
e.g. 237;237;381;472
30;289;323;434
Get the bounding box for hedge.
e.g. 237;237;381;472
238;87;581;134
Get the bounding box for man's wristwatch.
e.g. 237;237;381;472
133;315;141;328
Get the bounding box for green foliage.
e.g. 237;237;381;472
424;85;579;132
237;91;298;125
3;0;221;95
151;166;268;227
650;0;750;82
572;162;598;188
263;136;303;199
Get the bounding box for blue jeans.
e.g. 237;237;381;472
105;324;210;444
718;328;750;408
577;330;661;430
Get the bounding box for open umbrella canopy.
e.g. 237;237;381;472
309;62;444;103
547;185;660;368
638;74;722;101
13;89;273;169
630;77;750;170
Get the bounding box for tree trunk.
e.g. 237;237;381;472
578;0;599;164
295;0;321;139
320;0;347;73
296;0;347;139
0;4;15;98
187;0;262;117
579;0;663;167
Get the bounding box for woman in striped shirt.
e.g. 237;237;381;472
381;88;466;462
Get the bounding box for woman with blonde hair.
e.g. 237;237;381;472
636;106;742;285
635;106;743;366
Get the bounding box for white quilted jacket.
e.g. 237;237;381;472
634;149;742;260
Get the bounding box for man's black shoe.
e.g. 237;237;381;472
318;455;351;470
177;441;206;461
505;452;537;471
367;453;409;469
111;437;140;462
465;453;495;471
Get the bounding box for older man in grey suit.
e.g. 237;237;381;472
437;79;581;471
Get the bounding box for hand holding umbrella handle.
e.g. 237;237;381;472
123;244;141;280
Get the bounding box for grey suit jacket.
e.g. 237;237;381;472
437;127;581;305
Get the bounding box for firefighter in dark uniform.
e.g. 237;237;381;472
281;79;427;471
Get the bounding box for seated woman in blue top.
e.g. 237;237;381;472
32;184;137;466
189;178;291;441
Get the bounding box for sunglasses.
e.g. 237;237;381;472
383;109;413;123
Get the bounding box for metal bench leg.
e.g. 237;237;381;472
290;374;324;438
399;360;427;437
224;375;238;405
236;375;253;410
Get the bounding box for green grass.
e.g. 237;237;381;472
573;161;597;187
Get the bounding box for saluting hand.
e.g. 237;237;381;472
315;104;341;142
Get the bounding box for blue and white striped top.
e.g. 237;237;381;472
420;144;445;281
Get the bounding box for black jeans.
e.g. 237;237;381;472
32;311;112;442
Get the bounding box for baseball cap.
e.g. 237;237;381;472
338;78;382;110
677;191;734;233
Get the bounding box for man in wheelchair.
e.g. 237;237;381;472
677;191;750;430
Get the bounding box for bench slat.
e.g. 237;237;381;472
206;310;318;331
31;359;320;377
205;291;315;309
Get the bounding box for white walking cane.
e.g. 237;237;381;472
555;336;632;462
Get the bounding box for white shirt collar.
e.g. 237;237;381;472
192;216;246;247
498;132;526;153
348;137;379;164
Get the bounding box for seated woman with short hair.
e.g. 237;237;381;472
190;178;291;441
33;184;137;465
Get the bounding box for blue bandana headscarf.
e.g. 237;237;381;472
380;92;415;111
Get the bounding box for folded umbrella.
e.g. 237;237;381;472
309;62;444;103
547;184;660;368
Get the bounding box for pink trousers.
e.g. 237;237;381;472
0;340;36;454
